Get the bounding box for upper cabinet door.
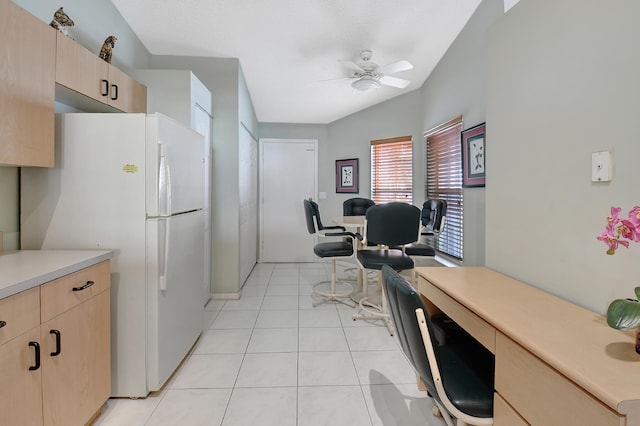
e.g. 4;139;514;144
0;2;55;167
55;33;147;113
56;33;110;103
107;65;147;113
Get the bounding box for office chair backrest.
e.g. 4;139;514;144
343;197;375;216
383;265;495;422
365;202;420;247
382;265;439;398
422;199;447;233
303;199;318;235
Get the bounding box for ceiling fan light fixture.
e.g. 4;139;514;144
351;77;381;92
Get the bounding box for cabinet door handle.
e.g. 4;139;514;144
0;320;6;329
101;79;109;97
72;280;94;292
28;342;40;371
50;330;61;356
110;84;118;100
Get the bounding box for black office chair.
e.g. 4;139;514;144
382;265;494;426
303;199;356;307
343;197;375;216
341;197;375;278
402;200;447;271
352;202;420;334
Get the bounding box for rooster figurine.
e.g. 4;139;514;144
99;36;117;64
49;7;74;38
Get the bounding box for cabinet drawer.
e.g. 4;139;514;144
418;277;496;352
41;260;110;322
0;287;40;346
494;393;528;426
495;332;623;426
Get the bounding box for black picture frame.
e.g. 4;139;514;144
335;158;359;193
461;123;486;188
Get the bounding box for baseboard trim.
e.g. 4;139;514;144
210;293;241;300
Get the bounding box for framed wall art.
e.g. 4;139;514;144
461;123;486;187
335;158;359;193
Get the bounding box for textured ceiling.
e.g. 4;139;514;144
110;0;481;124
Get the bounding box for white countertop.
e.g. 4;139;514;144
0;250;113;299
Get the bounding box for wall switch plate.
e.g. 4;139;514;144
592;151;611;182
319;192;327;199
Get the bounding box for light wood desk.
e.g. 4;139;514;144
415;266;640;426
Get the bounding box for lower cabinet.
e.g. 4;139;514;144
41;290;110;426
0;260;110;425
0;327;43;426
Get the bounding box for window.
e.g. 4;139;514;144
425;117;463;259
370;136;413;204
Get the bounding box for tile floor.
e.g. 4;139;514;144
94;262;447;426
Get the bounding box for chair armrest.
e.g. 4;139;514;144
324;230;355;238
322;225;346;231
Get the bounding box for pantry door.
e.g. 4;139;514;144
259;138;317;262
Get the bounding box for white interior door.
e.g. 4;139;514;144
192;104;213;304
259;138;317;262
239;126;258;283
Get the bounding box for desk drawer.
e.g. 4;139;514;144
41;260;110;322
418;277;495;352
495;332;623;426
0;287;40;346
494;393;527;426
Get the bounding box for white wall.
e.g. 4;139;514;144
324;91;424;221
0;168;19;249
486;0;640;313
419;0;504;266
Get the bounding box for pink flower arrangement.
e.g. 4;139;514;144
598;206;640;254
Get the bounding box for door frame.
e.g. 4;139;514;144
258;138;318;263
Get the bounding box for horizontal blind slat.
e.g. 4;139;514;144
425;121;463;259
371;138;413;204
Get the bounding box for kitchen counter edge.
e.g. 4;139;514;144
0;250;113;299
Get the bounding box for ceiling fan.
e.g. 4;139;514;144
341;50;413;92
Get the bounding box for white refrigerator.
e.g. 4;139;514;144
21;113;206;397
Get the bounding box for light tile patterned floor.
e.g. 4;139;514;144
94;262;447;426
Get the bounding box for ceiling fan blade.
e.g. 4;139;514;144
317;76;352;83
379;75;411;89
378;60;413;75
340;60;365;73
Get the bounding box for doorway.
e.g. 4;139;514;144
259;138;317;262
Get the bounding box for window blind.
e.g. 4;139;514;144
370;136;413;204
425;119;463;259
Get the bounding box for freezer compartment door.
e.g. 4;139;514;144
146;210;205;390
146;114;205;216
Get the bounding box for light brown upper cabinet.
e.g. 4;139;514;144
0;1;56;167
56;33;147;113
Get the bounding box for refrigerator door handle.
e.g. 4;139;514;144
158;218;171;291
159;144;173;216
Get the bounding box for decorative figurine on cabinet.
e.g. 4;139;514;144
49;7;74;38
99;35;117;64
